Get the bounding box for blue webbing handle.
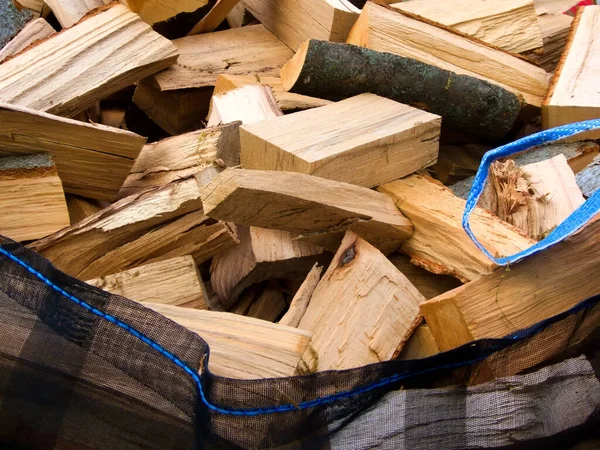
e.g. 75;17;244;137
463;118;600;265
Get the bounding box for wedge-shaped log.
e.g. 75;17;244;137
279;263;323;327
0;4;178;117
150;25;293;91
207;85;283;128
0;103;145;201
297;231;425;372
0;18;55;63
188;0;241;34
397;324;439;360
391;0;542;53
0;154;69;242
379;174;535;282
421;214;600;352
87;256;207;309
144;303;312;379
347;2;549;107
543;6;600;139
127;0;209;25
45;0;109;28
29;178;238;279
65;195;103;224
201;169;414;254
241;93;440;188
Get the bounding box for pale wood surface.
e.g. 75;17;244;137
0;18;55;62
297;232;425;372
241;93;440;188
87;256;207;309
391;0;543;53
241;0;359;50
379;174;535;282
65;195;103;224
347;2;550;107
151;25;293;91
188;0;240;34
421;214;600;351
0;154;69;242
201;168;414;254
127;0;209;24
207;84;283;127
45;0;109;28
397;324;439;360
279;263;323;327
0;5;178;118
226;0;247;28
0;102;145;201
144;302;312;379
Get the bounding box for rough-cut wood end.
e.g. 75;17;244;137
281;40;310;92
345;4;369;46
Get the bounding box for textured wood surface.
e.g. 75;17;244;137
0;18;55;62
397;324;439;360
207;84;283;127
188;0;240;34
45;0;109;28
576;154;600;197
279;263;323;327
127;0;209;24
65;195;103;224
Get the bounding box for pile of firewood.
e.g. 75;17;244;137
0;0;599;381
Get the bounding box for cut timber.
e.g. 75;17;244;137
347;2;550;107
576;154;600;197
297;232;426;372
0;154;69;242
279;263;323;327
214;74;332;112
226;1;249;28
522;9;573;72
201;169;414;254
127;0;209;24
420;213;600;352
143;303;312;379
87;256;206;309
65;195;103;224
150;25;293;91
245;281;287;322
241;0;359;50
188;0;241;34
210;226;327;307
0;5;178;118
379;174;535;282
543;6;600;139
432;144;490;185
118;122;240;199
391;0;542;53
13;0;44;16
397;324;439;360
29;178;238;279
241;93;440;188
44;0;109;28
0;18;55;63
281;40;521;139
207;84;283;128
488;154;584;240
0;102;146;201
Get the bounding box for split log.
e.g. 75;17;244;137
240;93;441;188
143;303;312;379
226;1;250;28
281;40;522;139
207;84;283;128
279;263;322;327
347;2;550;107
0;18;54;63
149;25;293;91
397;324;439;360
241;0;359;50
0;154;69;242
127;0;209;25
297;231;426;372
244;280;287;322
420;213;600;352
44;0;109;28
0;0;33;48
29;178;238;279
118;122;240;198
576;154;600;198
379;174;535;282
201;168;414;254
432;144;490;185
65;195;104;224
543;6;600;139
0;5;178;118
210;225;328;307
188;0;240;34
12;0;44;16
0;102;146;201
87;256;207;309
391;0;542;53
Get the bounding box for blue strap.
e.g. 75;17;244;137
463;119;600;265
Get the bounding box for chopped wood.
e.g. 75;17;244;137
391;0;542;53
0;153;70;242
576;154;600;198
432;144;490;185
118;122;240;199
0;102;146;201
211;225;327;306
87;256;207;309
127;0;209;25
65;195;103;224
241;0;359;51
240;93;441;188
188;0;241;35
0;4;178;118
29;178;238;279
13;0;44;16
100;107;125;129
149;25;293;91
297;231;426;372
45;0;109;28
347;2;550;107
0;0;33;48
397;324;439;360
279;263;322;327
420;214;600;352
379;174;535;282
245;280;287;322
143;302;312;379
543;6;600;139
201;168;414;254
0;18;54;63
207;84;283;128
226;0;250;28
281;39;522;139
